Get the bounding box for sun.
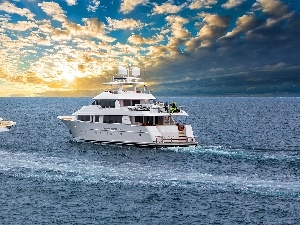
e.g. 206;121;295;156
60;64;76;82
62;70;75;82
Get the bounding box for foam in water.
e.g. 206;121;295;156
0;128;10;132
0;150;299;196
165;145;300;161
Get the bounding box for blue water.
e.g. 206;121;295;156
0;97;299;224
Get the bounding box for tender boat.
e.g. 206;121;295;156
0;117;16;131
58;66;197;147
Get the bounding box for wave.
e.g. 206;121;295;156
0;128;10;132
164;145;300;161
0;150;299;197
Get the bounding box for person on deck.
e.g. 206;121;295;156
170;102;178;113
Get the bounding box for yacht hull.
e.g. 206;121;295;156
0;120;16;132
59;119;197;147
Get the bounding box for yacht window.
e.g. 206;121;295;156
135;116;143;123
92;100;101;105
99;100;116;108
155;116;158;124
123;100;131;106
78;115;90;121
132;100;140;106
94;115;100;122
103;115;122;123
144;116;153;125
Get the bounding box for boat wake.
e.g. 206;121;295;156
0;150;299;196
165;145;300;161
0;128;10;132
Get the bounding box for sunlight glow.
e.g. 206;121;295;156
60;64;79;82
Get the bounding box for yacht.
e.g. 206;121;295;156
0;117;16;131
58;66;197;147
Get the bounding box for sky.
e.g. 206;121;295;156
0;0;299;97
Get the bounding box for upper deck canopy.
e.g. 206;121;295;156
93;91;156;100
95;66;152;100
103;76;144;86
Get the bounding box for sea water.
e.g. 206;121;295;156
0;97;299;224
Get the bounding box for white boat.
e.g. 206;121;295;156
58;66;197;147
0;117;16;131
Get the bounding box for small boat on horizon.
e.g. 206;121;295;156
0;117;16;132
58;65;197;147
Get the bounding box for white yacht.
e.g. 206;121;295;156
0;117;16;132
58;66;197;147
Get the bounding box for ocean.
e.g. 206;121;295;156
0;97;299;224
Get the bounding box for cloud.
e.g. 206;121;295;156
225;14;260;37
38;1;66;23
87;0;101;12
0;50;111;92
209;68;224;72
66;0;77;6
222;0;245;9
0;1;35;20
164;15;191;55
165;15;190;39
120;0;148;14
128;34;164;45
106;17;143;30
0;0;299;97
243;0;295;41
190;14;230;47
147;45;171;61
188;0;217;9
149;57;300;96
201;14;231;27
38;1;65;16
0;66;52;92
255;0;290;18
36;6;115;43
0;20;38;31
37;19;70;41
152;1;185;15
148;1;300;96
234;14;259;31
81;18;105;34
36;19;71;41
260;62;287;71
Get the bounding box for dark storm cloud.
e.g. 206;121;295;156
152;66;300;96
149;0;300;96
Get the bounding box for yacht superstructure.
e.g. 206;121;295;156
58;66;197;147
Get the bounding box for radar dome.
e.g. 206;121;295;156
118;66;127;76
132;67;140;77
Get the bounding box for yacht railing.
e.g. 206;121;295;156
128;104;152;111
58;116;74;121
128;103;183;113
104;90;151;94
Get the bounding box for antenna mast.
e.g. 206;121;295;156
143;66;146;80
